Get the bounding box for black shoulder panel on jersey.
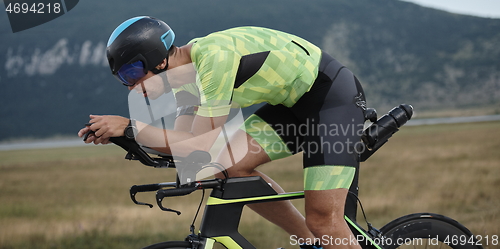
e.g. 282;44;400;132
234;51;270;88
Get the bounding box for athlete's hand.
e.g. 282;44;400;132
78;115;129;144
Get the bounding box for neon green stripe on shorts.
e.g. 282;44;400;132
304;166;356;190
240;114;293;161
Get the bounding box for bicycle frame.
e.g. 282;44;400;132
150;175;383;249
132;166;482;249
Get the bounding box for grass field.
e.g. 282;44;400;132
0;121;499;249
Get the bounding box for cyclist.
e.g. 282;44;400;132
78;16;365;249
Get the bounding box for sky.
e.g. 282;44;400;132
401;0;500;18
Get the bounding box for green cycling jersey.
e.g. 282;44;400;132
175;26;322;117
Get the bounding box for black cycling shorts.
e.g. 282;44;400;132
241;52;366;190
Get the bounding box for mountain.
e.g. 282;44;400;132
1;0;499;141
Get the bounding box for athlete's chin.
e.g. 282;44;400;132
145;91;162;100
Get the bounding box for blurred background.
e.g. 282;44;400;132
1;0;499;142
1;0;499;248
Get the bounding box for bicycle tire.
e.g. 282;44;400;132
379;213;483;249
141;241;193;249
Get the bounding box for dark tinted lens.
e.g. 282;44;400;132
117;61;146;86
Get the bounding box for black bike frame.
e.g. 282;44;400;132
190;175;382;249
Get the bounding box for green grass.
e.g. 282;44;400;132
0;121;499;249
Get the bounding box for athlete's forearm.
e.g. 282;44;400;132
134;119;222;157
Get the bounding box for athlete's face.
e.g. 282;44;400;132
127;55;196;100
128;71;166;100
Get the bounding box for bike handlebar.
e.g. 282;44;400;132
109;136;174;168
157;186;199;199
130;182;178;208
107;135;218;213
156;179;223;214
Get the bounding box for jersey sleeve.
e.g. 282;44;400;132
194;50;240;117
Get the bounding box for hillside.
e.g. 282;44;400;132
1;0;499;141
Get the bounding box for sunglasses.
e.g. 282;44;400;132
115;60;147;86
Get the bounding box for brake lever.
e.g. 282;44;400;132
156;196;182;215
155;187;198;215
130;191;154;208
158;205;182;215
129;184;158;208
129;183;179;209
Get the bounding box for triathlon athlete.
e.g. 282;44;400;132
78;16;366;249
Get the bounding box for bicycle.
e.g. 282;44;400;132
106;104;483;249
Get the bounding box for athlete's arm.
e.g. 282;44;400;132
134;114;228;157
174;115;195;132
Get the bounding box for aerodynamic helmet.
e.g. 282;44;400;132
106;16;175;86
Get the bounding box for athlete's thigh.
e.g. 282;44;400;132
214;129;271;176
215;103;302;175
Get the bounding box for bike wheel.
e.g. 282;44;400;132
142;240;193;249
379;213;483;249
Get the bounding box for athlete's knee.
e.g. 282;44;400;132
223;160;262;177
225;166;253;177
305;208;345;236
304;188;349;235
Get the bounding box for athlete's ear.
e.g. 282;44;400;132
156;59;168;70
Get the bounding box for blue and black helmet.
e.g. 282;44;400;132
106;16;175;81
